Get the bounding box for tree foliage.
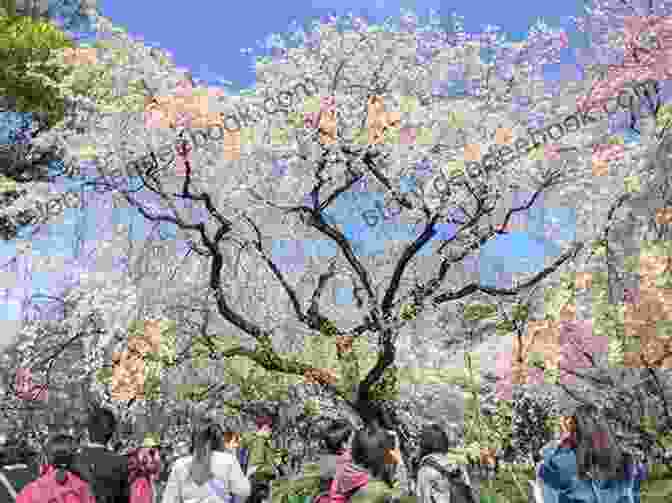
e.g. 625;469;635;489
0;14;75;128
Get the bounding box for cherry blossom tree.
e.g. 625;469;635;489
22;8;662;476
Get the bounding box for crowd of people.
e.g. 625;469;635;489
0;403;648;503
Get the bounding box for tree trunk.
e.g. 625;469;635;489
30;0;40;20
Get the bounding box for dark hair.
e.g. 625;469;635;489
47;434;89;485
1;439;36;466
87;407;117;444
573;405;626;480
351;426;396;484
189;418;224;485
418;424;451;462
323;419;353;454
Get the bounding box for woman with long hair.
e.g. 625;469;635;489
415;423;476;503
538;404;645;503
161;417;250;503
330;425;405;503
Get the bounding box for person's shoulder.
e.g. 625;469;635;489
212;450;236;462
173;455;194;467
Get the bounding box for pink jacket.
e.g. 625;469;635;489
329;449;369;503
15;465;96;503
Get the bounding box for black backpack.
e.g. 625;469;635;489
418;456;477;503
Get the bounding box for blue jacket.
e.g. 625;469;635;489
538;445;644;503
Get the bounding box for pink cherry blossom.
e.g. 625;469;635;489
495;350;515;400
545;144;561;160
400;127;417;144
304;112;320;129
320;96;336;113
144;109;167;129
15;368;47;401
592;143;624;164
175;79;194;96
580;15;672;112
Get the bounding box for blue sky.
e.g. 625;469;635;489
0;0;597;321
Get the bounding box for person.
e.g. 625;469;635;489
0;439;39;501
15;433;95;503
309;420;354;503
244;416;277;503
331;425;404;503
537;404;646;503
415;423;477;503
77;406;130;503
245;416;276;480
221;431;244;503
160;417;251;503
320;420;354;491
128;436;162;503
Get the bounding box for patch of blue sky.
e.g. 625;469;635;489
0;300;21;321
302;239;337;257
399;176;416;193
30;226;73;257
334;287;353;305
0;112;33;144
479;232;547;286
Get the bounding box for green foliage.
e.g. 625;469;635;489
543;283;574;320
623;175;641;194
591;239;608;257
641;240;672;257
158;320;177;365
623;255;640;273
319;319;338;337
36;40;146;116
337;349;360;401
526;351;545;369
495;319;515;335
303;398;321;417
175;383;210;402
592;291;625;340
271;472;322;503
143;361;161;401
369;364;400;401
544;367;560;385
95;366;113;385
657;320;672;339
655;271;672;289
511;304;529;322
480;400;515;453
301;333;338;371
463;303;497;321
607;337;625;366
656;104;672;131
0;15;75;127
400;303;417;321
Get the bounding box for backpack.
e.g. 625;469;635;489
418;456;477;503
